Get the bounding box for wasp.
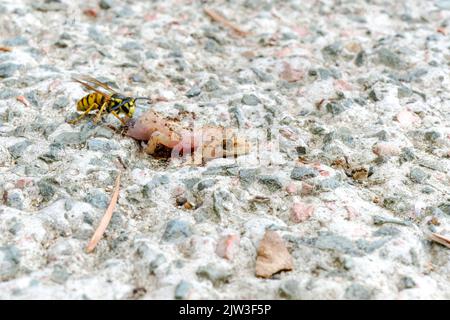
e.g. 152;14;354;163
69;75;152;125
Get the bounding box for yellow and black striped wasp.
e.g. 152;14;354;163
69;75;152;125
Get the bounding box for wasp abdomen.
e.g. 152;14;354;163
76;93;105;111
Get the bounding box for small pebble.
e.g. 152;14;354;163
215;234;240;260
5;189;25;210
241;94;261;106
291;202;315;223
409;167;429;184
174;280;192;299
161;220;193;243
196;263;233;285
290;166;318;181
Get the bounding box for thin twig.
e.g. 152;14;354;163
204;7;249;36
0;47;12;52
86;172;121;253
428;232;450;249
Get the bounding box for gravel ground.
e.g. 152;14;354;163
1;0;450;300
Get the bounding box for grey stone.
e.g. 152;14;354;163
409;167;429;184
50;265;70;284
373;226;401;237
251;67;272;82
356;238;390;253
203;78;220;92
6;189;25;210
369;89;382;102
344;283;373;300
99;0;112;10
88;26;109;45
87;138;120;151
314;177;341;191
398;85;413;98
7;140;31;158
325;101;346;115
0;63;21;78
54;96;69;109
241;94;261;106
398;276;416;290
0;245;21;281
25;90;40;107
279;279;301;299
317;68;332;80
121;41;143;51
161;220;193;243
354;50;365;66
186;86;201;98
53;131;83;145
438;202;450;215
421;186;435;194
382;196;409;214
84;189;109;209
203;164;239;176
175;280;192;299
196;179;216;191
295;146;307;155
213;188;233;218
0;87;19;99
399;147;416;163
239;168;260;184
290;166;318;181
196;263;233;285
204;39;222;53
2;36;28;46
321;42;342;59
230;106;246;128
296;233;363;256
436;0;450;10
377;48;403;69
258;175;283;191
143;174;170;197
38;178;58;201
182;178;200;191
424;130;441;142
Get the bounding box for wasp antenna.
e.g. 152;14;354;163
135;97;153;103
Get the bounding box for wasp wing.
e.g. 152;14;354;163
72;76;112;100
76;75;118;95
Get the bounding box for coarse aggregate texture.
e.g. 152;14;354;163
0;0;450;299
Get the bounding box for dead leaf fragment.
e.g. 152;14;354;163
255;230;293;278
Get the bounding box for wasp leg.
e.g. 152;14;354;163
93;101;108;123
68;103;98;124
111;111;127;125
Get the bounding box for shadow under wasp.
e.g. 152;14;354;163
69;75;152;125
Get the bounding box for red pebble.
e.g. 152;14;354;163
301;182;313;195
291;202;315;223
286;182;297;194
83;8;98;18
216;234;240;260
